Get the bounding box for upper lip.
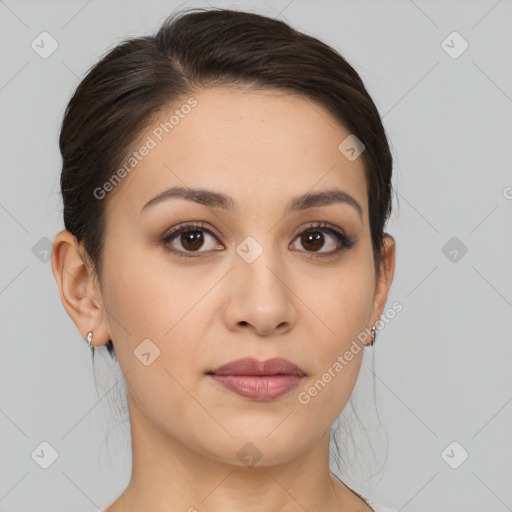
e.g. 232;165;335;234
209;357;306;377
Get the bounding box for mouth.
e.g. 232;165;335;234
207;357;306;401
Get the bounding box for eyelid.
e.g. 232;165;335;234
161;221;217;240
293;221;345;239
159;221;224;259
292;221;355;258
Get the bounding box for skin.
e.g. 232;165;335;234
52;86;395;512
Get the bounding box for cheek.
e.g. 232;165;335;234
301;258;375;352
100;240;183;344
99;246;211;445
292;258;374;414
99;241;215;387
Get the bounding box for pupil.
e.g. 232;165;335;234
182;231;203;250
303;231;323;251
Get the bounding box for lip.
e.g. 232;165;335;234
207;357;306;401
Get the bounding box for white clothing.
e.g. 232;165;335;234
366;500;398;512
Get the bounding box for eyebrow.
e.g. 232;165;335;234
141;185;363;220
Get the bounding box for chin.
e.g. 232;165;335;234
195;429;314;469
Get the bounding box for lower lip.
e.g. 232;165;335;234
209;374;303;400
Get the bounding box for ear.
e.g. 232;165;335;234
51;230;111;348
370;234;396;326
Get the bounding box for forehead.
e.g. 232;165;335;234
107;86;368;220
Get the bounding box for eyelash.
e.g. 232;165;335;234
159;221;355;260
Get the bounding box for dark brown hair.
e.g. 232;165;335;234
59;7;393;360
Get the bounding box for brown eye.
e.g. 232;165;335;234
179;229;205;251
160;221;354;260
290;222;354;259
300;231;325;252
161;222;223;257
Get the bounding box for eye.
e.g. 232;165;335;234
160;222;223;258
160;221;354;259
290;222;354;259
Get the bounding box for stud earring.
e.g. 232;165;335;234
370;325;377;346
85;330;95;358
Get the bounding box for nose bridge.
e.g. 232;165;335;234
224;232;296;334
235;233;287;299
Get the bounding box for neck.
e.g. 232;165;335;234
105;394;372;512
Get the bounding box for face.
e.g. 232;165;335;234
88;87;393;466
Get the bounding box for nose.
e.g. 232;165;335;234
221;246;297;337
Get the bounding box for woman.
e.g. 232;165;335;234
52;7;397;511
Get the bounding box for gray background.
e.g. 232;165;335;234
1;0;511;511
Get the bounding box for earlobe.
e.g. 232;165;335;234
51;230;110;346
